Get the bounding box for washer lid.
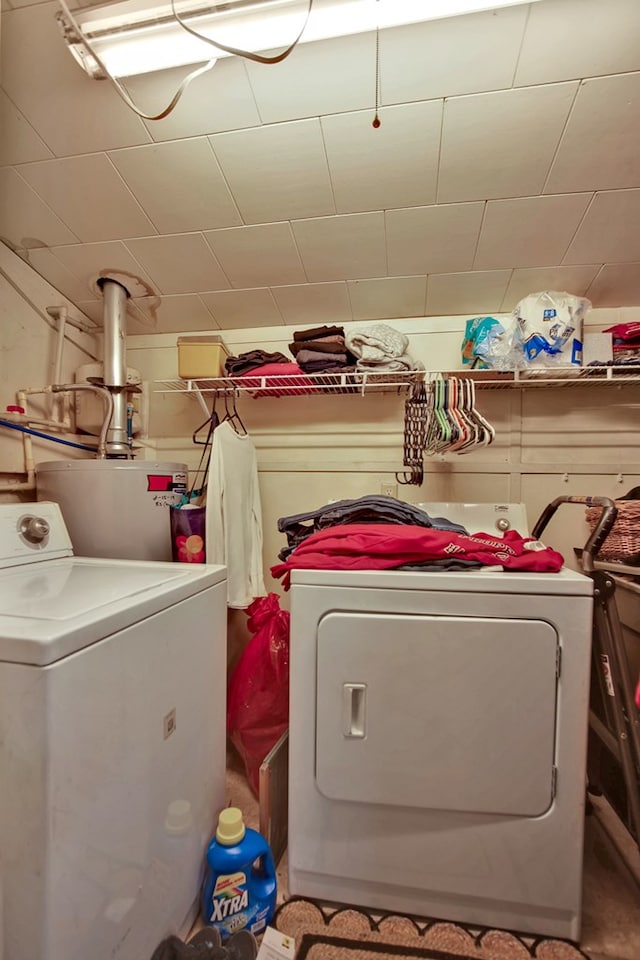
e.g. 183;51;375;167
0;557;226;666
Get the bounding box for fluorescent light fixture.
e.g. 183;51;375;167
58;0;540;79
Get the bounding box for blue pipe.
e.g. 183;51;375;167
0;419;97;452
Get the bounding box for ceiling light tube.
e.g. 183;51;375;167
58;0;540;79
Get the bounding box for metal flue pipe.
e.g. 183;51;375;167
97;277;130;456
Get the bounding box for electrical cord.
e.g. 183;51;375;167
170;0;313;64
58;0;217;121
57;0;314;121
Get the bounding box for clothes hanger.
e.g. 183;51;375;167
221;389;248;436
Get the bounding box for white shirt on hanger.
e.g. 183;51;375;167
205;420;266;609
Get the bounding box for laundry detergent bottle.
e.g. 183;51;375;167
201;807;277;940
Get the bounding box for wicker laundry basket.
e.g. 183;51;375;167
586;493;640;563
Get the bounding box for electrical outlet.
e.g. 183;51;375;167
380;481;397;498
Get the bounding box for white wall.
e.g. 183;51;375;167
128;311;640;600
0;243;101;499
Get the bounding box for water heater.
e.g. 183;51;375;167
36;460;187;561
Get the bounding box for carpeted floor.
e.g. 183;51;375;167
274;899;590;960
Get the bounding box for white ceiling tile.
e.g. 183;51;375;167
123;58;261;142
75;301;104;325
199;288;283;329
321;101;442;214
347;277;427;321
438;83;578;203
386;203;484;276
1;5;151;156
51;241;156;299
18;155;156;242
545;75;640;195
425;270;511;316
0;167;78;250
245;32;375;124
291;213;386;281
586;263;640;307
203;222;305;288
0;89;53;166
474;194;592;269
564;190;640;265
501;265;602;311
108;140;241;234
23;247;91;301
125;234;230;295
127;295;220;335
210;120;334;223
515;0;640;86
271;282;352;326
381;5;528;105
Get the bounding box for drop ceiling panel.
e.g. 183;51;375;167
386;203;484;276
125;234;230;295
203;222;305;288
51;240;156;299
564;190;640;264
199;288;283;328
515;0;640;86
380;5;528;105
0;167;78;250
108;139;241;233
586;263;640;307
23;247;93;301
123;57;262;142
0;5;151;156
18;154;156;242
426;270;511;317
128;294;219;334
271;281;352;325
502;265;602;311
438;83;578;203
291;212;386;281
244;32;375;124
545;74;640;194
0;90;53;166
210;119;335;223
321;101;442;214
474;194;592;269
348;277;427;321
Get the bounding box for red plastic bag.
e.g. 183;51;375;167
227;593;290;796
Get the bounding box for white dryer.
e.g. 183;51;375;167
0;502;227;960
288;505;594;940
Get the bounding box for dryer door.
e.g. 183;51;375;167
316;612;558;817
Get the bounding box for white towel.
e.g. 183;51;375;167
346;323;409;363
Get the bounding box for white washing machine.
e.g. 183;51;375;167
288;503;594;940
0;502;227;960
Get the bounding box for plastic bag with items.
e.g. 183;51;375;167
461;315;524;371
227;593;290;796
512;291;590;368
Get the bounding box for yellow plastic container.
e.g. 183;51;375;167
177;336;230;379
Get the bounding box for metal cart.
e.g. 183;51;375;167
532;495;640;851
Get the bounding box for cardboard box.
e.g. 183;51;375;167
177;336;230;379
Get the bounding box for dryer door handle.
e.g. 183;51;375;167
343;683;367;739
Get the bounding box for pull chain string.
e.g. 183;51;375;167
372;0;381;129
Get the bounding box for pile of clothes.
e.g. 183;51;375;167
345;323;423;373
224;349;312;397
288;324;356;375
270;495;565;589
601;322;640;365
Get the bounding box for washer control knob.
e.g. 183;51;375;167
20;516;50;543
496;517;511;532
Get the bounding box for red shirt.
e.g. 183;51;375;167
271;523;564;589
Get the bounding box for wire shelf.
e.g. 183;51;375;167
155;365;640;397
